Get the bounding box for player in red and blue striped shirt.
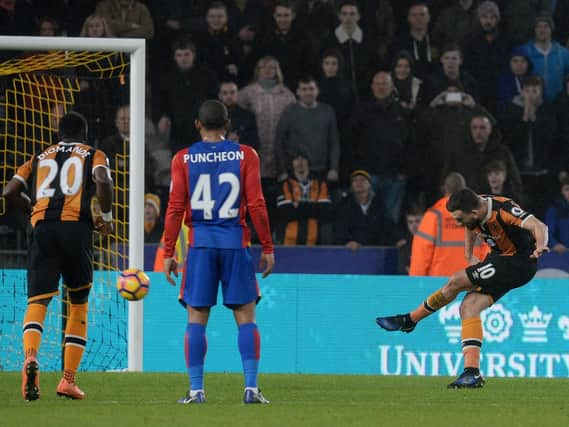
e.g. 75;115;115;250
163;100;274;404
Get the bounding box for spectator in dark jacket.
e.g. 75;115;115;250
498;75;558;174
463;1;511;113
496;46;533;108
545;175;569;254
391;50;423;115
444;115;523;196
155;36;218;152
502;0;552;45
350;71;411;224
335;170;397;249
218;81;260;151
418;43;479;107
320;0;377;101
554;0;569;47
498;75;559;214
416;83;493;203
254;1;315;90
317;49;356;127
481;160;524;202
432;0;478;46
391;1;439;80
193;2;243;83
554;75;569;172
317;49;356;184
397;202;425;275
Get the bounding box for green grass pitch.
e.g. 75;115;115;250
1;373;568;427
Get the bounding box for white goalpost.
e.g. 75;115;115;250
0;36;146;371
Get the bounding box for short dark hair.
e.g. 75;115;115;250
172;35;196;54
446;188;481;212
59;111;88;141
485;160;506;174
274;0;294;12
339;1;359;12
218;80;238;91
522;75;543;89
297;75;317;88
198;100;229;129
320;48;345;77
405;201;425;216
440;43;463;58
409;0;429;10
38;16;59;33
207;1;227;13
470;114;493;130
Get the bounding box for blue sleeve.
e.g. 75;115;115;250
545;206;560;247
563;47;569;73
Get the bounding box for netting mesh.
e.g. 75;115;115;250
0;50;132;371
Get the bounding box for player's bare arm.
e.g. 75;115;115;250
522;215;550;258
2;178;31;214
162;152;188;286
464;227;479;264
93;166;113;236
163;257;178;286
259;253;275;278
242;146;275;274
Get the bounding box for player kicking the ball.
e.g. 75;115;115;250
163;100;274;404
376;189;549;388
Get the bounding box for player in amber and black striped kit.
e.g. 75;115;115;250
2;112;113;401
376;189;549;389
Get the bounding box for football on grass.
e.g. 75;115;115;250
117;269;150;301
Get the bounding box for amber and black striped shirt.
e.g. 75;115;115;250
474;196;536;256
15;141;110;227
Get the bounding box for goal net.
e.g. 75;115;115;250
0;37;146;372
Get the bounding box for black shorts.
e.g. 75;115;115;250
27;221;93;302
465;253;537;302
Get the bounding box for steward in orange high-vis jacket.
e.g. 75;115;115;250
410;173;489;276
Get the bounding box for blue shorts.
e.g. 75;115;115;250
179;247;260;308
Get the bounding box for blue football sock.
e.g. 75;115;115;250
185;323;207;391
238;323;260;388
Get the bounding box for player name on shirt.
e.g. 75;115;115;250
37;144;92;160
183;150;245;164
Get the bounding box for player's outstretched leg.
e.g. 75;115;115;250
178;322;207;404
375;313;417;332
376;271;471;333
22;302;48;400
375;288;451;332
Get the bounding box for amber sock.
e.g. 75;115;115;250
410;289;453;323
63;303;88;383
23;303;48;359
462;317;483;369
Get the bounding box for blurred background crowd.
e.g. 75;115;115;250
1;0;569;274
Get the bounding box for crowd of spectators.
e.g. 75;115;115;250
2;0;569;264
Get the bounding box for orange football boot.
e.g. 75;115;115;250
56;378;86;400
